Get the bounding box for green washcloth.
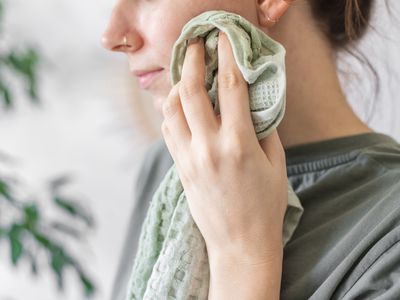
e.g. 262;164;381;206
125;10;304;300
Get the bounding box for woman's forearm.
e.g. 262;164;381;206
207;240;283;300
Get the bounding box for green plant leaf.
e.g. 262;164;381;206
23;203;40;229
33;233;68;290
79;272;95;298
49;176;94;227
5;48;40;103
9;225;24;265
53;196;94;227
28;78;38;100
6;48;39;77
51;247;67;290
0;79;13;108
0;178;14;202
32;231;51;249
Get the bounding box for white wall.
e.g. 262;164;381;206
338;1;400;140
0;1;399;300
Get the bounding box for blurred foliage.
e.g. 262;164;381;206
0;49;40;108
0;0;96;297
0;0;40;109
0;175;96;297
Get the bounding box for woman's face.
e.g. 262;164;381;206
102;0;259;114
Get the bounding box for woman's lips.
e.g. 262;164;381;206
134;68;164;89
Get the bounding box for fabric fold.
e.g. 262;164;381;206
125;10;304;300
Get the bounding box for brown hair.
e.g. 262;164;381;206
309;0;375;49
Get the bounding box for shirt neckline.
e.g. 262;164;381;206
284;132;398;166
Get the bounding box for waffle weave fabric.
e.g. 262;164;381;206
125;10;304;300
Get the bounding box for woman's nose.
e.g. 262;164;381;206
101;6;142;52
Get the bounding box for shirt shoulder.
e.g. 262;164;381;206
133;138;173;200
357;137;400;171
337;226;400;299
333;141;400;299
282;137;400;300
110;139;173;300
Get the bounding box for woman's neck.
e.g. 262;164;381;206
266;2;373;149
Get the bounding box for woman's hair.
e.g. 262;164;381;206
309;0;374;49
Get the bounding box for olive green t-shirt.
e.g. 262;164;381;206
111;132;400;300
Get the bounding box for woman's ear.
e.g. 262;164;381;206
256;0;292;27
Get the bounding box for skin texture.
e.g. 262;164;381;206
102;0;259;112
102;0;374;298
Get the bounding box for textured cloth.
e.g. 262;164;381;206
125;10;304;300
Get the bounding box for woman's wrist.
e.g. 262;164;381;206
207;238;283;300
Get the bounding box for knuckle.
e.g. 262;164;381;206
179;77;202;99
196;144;218;171
219;71;242;89
225;131;250;162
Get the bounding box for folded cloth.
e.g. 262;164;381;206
125;10;304;300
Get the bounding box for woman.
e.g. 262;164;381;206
102;0;400;299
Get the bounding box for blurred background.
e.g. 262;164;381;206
0;0;399;299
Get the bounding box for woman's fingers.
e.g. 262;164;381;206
161;83;191;156
259;128;286;167
179;37;218;139
217;32;254;136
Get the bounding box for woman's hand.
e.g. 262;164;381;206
161;31;288;265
